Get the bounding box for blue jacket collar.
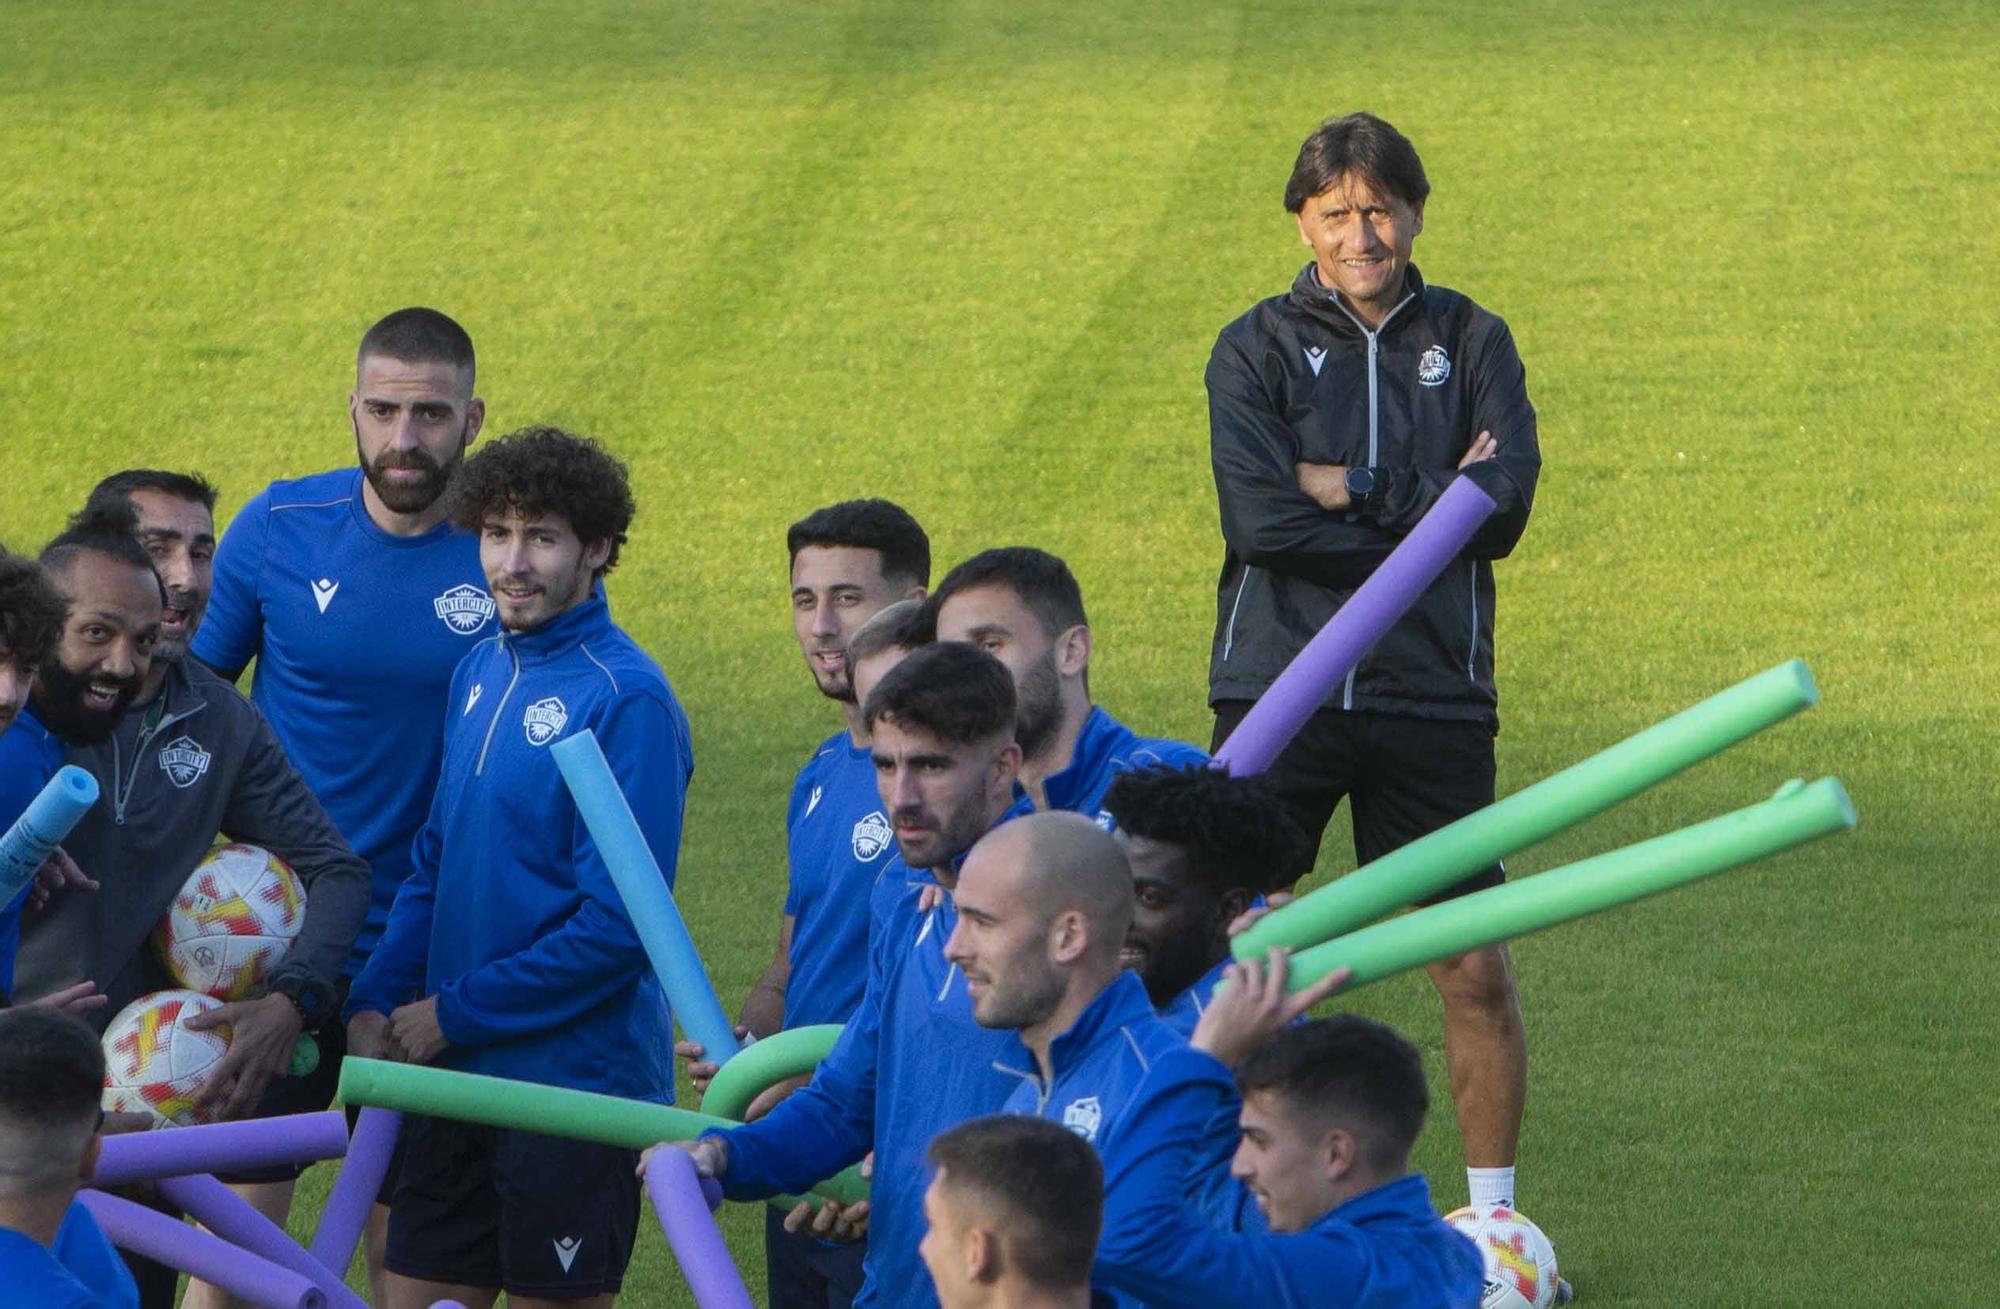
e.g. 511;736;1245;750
1316;1173;1438;1230
503;590;612;664
999;970;1155;1084
1035;705;1127;812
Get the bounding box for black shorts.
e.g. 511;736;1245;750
1212;704;1503;903
385;1115;641;1298
765;1203;867;1309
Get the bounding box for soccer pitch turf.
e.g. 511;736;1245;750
3;1;1996;1303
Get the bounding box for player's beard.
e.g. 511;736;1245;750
35;659;140;745
358;425;466;515
970;951;1064;1031
1012;648;1064;760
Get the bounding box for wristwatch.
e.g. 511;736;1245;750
1343;465;1379;511
266;974;325;1028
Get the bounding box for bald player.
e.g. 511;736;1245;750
944;812;1208;1307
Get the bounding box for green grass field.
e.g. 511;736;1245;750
5;1;1997;1303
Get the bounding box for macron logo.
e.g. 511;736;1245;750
311;578;339;613
552;1236;582;1273
463;684;483;716
1304;345;1327;377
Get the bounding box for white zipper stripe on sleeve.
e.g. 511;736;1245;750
1467;561;1479;682
1221;569;1252;662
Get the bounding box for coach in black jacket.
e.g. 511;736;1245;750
1206;113;1542;1224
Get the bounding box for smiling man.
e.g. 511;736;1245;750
1206;111;1543;1223
346;426;692;1309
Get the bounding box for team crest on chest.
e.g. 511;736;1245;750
434;584;497;635
1418;344;1451;386
851;810;892;862
1061;1096;1103;1141
157;735;212;789
523;697;569;746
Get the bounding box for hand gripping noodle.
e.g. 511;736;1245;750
550;730;741;1063
1233;659;1822;959
1210;477;1498;778
0;765;97;899
647;1147;756;1309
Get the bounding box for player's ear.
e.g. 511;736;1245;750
1050;907;1087;965
1217;887;1253;928
1057;624;1090;678
1295;209;1313;246
464;396;486;445
582;537;614;575
1409;201;1424;239
1321;1125;1359;1183
905;584;928;602
79;1130;102;1184
966;1225;1001;1284
993;739;1023;784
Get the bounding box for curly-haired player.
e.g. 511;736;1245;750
0;549;65;739
347;426;693;1309
1100;764;1311;1035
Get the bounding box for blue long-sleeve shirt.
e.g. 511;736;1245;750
709;801;1032;1309
1155;958;1231;1040
1039;706;1207;826
0;705;67;996
193;468;493;976
345;593;693;1100
782;732;895;1028
1096;1045;1483;1309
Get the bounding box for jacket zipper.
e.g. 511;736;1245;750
1221;570;1252;662
474;643;522;777
1467;560;1480;682
1330;291;1415;711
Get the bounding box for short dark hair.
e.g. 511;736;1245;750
88;469;220;513
0;1008;104;1196
1102;763;1313;898
927;547;1087;641
787;499;931;589
928;1114;1102;1291
845;598;934;671
357;306;476;378
1237;1015;1429;1171
1284;113;1430;214
0;549;66;670
863;642;1015;746
40;497;165;601
450;426;635;576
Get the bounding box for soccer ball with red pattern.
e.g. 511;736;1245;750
152;843;306;1000
101;990;231;1127
1446;1205;1560;1309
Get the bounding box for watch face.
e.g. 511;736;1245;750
1346;468;1376;496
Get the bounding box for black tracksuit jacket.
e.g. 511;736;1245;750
1206;263;1541;728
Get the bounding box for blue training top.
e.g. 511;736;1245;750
1038;706;1208;826
711;800;1033;1309
345;593;693;1101
1155;957;1231;1040
53;1203;138;1309
192;467;493;976
0;704;67;997
782;731;896;1029
1095;1045;1484;1309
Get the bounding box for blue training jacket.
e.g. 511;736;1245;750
345;593;693;1101
1096;1045;1484;1309
710;801;1032;1309
782;731;895;1029
1038;706;1207;826
1155;957;1231;1040
0;704;66;997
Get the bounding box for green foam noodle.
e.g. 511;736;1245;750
702;1024;842;1124
1235;658;1820;959
1282;776;1856;992
338;1057;868;1209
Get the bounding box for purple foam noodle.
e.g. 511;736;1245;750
1211;477;1498;778
157;1174;369;1309
79;1189;326;1309
647;1148;755;1309
308;1106;402;1277
91;1112;350;1187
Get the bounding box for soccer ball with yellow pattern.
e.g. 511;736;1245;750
1446;1204;1561;1309
100;990;231;1127
153;842;306;1000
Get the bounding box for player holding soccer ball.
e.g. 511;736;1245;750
346;427;693;1309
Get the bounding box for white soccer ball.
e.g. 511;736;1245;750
101;990;232;1127
1446;1204;1561;1309
152;842;307;1000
